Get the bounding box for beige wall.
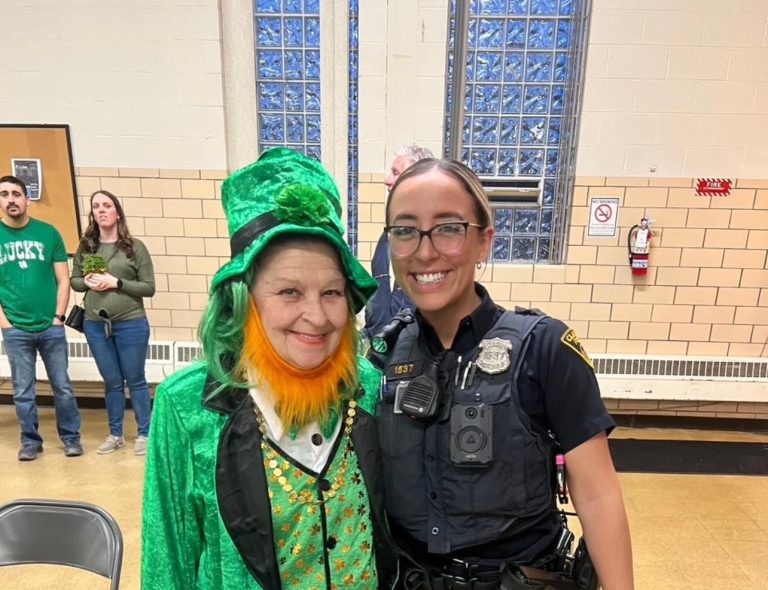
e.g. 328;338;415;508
359;174;768;357
358;0;768;176
2;0;764;413
579;0;768;177
359;0;448;172
355;0;767;366
0;0;225;169
73;166;228;342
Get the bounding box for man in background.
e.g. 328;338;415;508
363;145;434;342
0;175;82;461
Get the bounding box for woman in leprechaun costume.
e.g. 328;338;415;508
141;148;398;590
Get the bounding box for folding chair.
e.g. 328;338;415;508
0;498;123;589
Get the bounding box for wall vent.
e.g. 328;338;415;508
175;342;203;366
592;355;768;381
147;343;172;362
592;354;767;403
1;338;766;404
69;341;93;359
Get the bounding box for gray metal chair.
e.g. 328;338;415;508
0;498;123;589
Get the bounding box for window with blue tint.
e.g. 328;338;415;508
445;0;589;263
283;0;302;13
254;1;321;159
500;119;519;144
283;17;303;46
347;0;360;254
257;18;281;46
478;18;504;47
514;209;539;234
493;236;511;261
528;20;555;49
498;148;517;175
256;0;280;13
259;82;284;110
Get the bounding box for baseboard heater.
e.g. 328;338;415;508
1;340;765;403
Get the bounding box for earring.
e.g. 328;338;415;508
476;261;482;269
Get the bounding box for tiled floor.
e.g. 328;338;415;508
0;406;767;589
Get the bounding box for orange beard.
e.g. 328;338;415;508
238;301;358;432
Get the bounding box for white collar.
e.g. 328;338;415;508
248;379;286;441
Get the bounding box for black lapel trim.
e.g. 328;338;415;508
211;378;282;590
351;408;399;586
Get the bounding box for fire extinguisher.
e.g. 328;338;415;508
628;217;653;276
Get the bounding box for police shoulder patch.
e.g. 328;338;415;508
560;328;593;370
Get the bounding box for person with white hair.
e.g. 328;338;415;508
364;145;434;344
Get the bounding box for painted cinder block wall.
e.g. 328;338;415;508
2;1;766;416
357;0;767;357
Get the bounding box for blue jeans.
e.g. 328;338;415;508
2;324;81;447
84;317;152;437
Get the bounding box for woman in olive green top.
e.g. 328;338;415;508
71;190;155;455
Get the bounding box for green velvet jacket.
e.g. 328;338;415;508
141;359;398;590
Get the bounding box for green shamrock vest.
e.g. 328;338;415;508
263;426;378;589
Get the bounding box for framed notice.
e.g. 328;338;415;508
11;158;43;200
0;124;81;253
587;197;619;237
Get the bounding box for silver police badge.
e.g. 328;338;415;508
475;338;513;374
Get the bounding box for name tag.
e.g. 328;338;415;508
386;361;423;380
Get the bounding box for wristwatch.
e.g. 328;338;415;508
116;279;124;290
55;314;66;322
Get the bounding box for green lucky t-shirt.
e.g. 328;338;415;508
0;218;68;332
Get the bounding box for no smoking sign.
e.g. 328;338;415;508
588;197;619;237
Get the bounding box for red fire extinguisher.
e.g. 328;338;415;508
628;217;653;276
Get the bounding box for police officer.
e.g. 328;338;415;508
377;159;634;590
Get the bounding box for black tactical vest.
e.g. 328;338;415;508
377;310;556;554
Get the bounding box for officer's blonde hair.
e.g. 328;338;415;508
386;158;492;229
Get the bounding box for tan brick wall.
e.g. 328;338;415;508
74;169;767;419
359;176;768;358
74;167;227;341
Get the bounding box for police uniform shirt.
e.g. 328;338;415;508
405;283;615;562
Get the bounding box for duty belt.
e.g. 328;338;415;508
402;558;501;590
401;559;581;590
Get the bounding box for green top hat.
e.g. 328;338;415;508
210;147;377;313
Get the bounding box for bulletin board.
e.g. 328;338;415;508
0;124;81;254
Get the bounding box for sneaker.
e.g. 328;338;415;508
18;444;43;461
134;435;148;456
97;435;125;455
63;440;84;457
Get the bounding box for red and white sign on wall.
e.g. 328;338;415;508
695;178;732;196
588;197;619;237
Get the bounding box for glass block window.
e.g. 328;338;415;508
445;0;588;263
347;0;359;254
254;0;322;160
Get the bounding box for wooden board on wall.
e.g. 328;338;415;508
0;124;81;254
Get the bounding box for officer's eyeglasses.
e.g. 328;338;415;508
385;222;484;258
